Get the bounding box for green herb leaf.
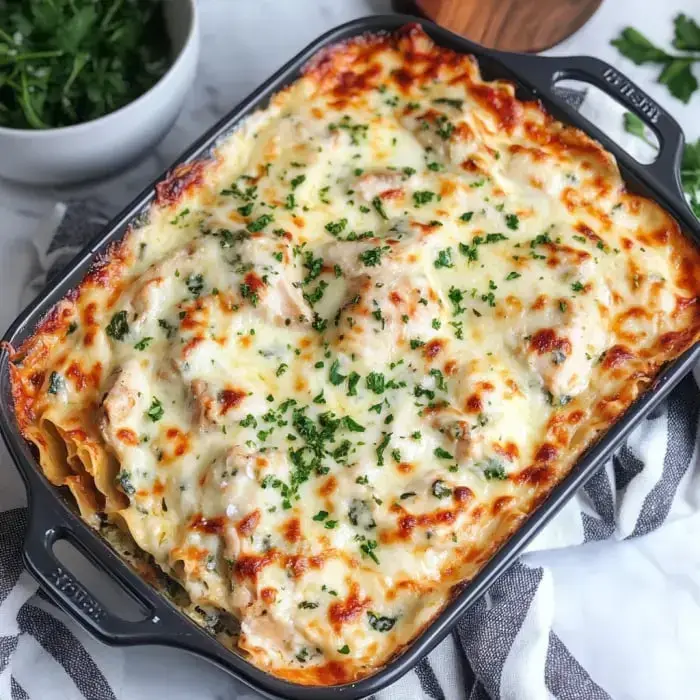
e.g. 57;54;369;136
623;112;656;147
434;447;453;460
146;397;164;422
434;248;454;269
673;14;700;51
376;432;391;466
247;214;274;232
372;196;388;220
134;337;153;351
106;310;129;341
413;190;435;207
366;372;386;394
610;27;670;64
658;59;698;103
359;246;390;267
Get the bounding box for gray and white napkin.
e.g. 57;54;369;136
1;85;699;700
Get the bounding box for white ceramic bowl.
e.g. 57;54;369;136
0;0;199;186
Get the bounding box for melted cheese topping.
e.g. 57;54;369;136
9;25;700;686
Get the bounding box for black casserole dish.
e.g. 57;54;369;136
1;14;700;700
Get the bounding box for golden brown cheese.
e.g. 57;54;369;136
8;24;700;686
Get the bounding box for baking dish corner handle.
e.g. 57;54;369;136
22;501;190;647
496;52;688;210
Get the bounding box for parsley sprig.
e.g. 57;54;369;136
622;112;700;218
611;15;700;103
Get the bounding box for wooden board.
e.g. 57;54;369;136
393;0;603;53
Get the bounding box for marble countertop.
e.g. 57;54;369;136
1;1;698;698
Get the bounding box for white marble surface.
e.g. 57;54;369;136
2;1;700;698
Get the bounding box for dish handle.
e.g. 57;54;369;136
22;495;192;646
494;52;689;215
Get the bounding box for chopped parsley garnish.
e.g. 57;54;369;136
276;363;289;377
240;282;259;307
413;190;435;207
429;368;447;391
290;174;306;189
303;281;328;306
240;414;257;428
436;117;455;140
571;281;585;292
328;114;368;145
298;601;319;609
366;372;386;394
359;537;380;564
434;247;454;269
146;397;164;422
247;214;273;232
237;203;253;217
359;246;390;267
448;286;465;315
134;337;153;351
506;271;521;281
459;211;474;222
338;645;351;655
313;510;328;522
329;359;346;386
505;213;520;230
341;416;365;432
347;372;361;396
434;447;453;460
302;251;324;284
372;196;389;220
376;432;391;466
319;186;331;204
427;161;444;172
106;310;129;341
325;218;348;235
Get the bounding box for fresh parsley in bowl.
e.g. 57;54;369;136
0;0;199;184
0;0;171;129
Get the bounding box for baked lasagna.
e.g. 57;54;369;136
8;25;700;685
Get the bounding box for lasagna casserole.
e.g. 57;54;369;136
8;25;700;685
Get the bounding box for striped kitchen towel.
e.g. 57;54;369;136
2;86;700;699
